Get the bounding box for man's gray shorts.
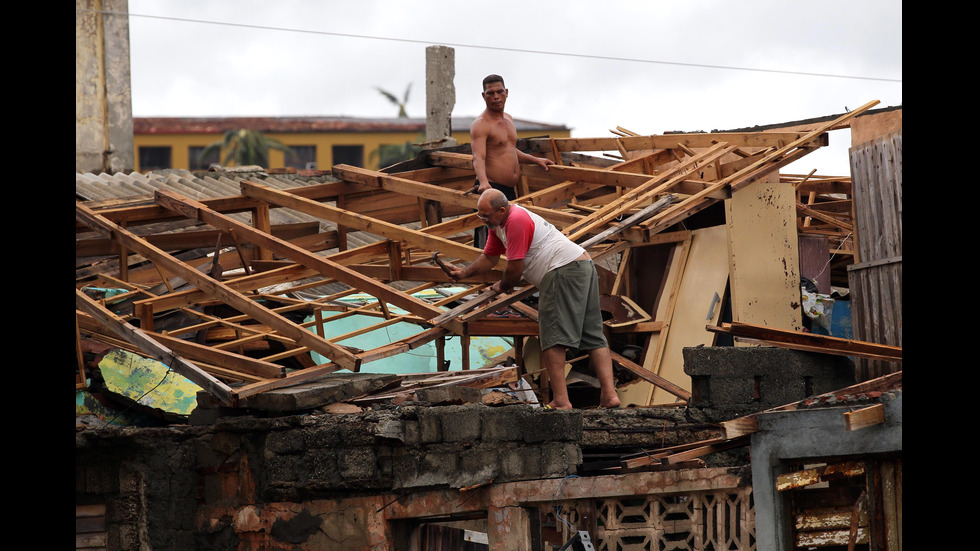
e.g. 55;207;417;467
538;259;607;351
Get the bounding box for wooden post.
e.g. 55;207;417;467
252;204;272;260
336;194;348;251
119;221;129;282
436;336;446;371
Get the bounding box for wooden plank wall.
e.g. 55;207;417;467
848;132;902;381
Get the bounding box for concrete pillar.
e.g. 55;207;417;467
425;45;457;149
76;0;135;173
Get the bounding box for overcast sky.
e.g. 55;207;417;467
124;1;902;176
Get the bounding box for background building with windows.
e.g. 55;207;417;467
133;116;570;172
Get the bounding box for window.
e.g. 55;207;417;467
189;146;220;171
287;145;316;170
332;145;363;168
138;146;172;172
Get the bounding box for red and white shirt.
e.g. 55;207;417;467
484;205;585;286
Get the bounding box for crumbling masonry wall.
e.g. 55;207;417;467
76;404;583;549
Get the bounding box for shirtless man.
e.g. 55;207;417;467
470;74;555;198
470;74;554;247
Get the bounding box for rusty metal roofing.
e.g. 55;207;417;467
133;116;570;135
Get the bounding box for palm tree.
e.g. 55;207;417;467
376;83;412;118
199;129;295;168
370;83;420;168
369;134;424;169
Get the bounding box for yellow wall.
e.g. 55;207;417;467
133;128;570;172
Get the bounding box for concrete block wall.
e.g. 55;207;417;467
77;403;584;548
683;346;856;419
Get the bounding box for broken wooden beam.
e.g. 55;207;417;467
706;321;902;362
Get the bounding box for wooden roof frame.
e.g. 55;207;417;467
75;101;881;407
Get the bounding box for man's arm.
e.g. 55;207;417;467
470;120;492;192
516;150;554;170
494;258;525;293
448;253;499;281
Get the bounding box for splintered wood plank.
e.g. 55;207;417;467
527;132;829;154
332;164;478;209
564;143;737;242
146;330;285;379
844;403;886;431
777;461;866;491
649;225;729;405
706;322;902;361
426;151;475;169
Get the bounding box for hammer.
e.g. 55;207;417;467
431;253;458;280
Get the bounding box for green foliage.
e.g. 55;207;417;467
370;82;420;168
376;83;412;118
370;132;425;169
199;129;296;168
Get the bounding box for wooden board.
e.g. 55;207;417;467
725;171;803;334
615;239;688;407
648;225;729;405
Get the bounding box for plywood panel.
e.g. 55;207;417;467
616;240;689;407
726;173;803;333
648;225;729;405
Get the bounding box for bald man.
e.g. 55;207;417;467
450;189;621;410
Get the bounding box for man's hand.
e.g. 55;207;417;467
447;265;465;282
533;157;555;171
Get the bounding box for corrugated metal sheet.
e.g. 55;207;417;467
848;132;902;381
75;168;384;295
76;168;341;234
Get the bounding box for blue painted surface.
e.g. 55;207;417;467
812;300;853;339
306;290;513;374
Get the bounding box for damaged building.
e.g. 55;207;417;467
76;96;902;549
76;8;901;549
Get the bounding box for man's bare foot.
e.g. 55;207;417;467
600;393;622;409
546;401;573;410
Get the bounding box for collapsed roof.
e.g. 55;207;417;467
75;100;897;413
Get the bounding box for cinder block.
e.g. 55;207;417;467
441;406;481;443
539;442;581;477
480;405;529;442
417;410;443;444
523;410;582;444
339;447;377;481
265;430;305;454
684;346;855;407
